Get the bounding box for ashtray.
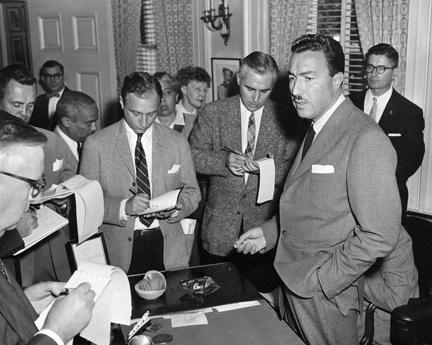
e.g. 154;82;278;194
179;276;220;296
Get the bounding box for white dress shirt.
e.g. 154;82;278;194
363;87;393;123
312;93;346;138
48;87;65;119
120;119;159;229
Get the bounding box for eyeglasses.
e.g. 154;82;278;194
0;171;45;198
42;73;63;80
365;64;395;74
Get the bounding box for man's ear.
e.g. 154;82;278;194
180;85;187;97
332;72;344;91
61;116;71;127
119;96;124;110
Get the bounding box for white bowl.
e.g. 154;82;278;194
134;270;166;300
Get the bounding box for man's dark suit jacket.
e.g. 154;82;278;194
30;87;71;130
350;89;425;217
0;263;56;345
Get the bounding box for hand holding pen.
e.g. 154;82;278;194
125;183;151;217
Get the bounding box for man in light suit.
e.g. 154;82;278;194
55;91;99;173
0;114;94;345
154;72;196;139
190;51;300;292
30;60;71;130
236;35;410;344
80;72;200;273
350;43;425;220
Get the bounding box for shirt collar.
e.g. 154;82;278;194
365;87;393;105
123;119;153;143
313;93;345;135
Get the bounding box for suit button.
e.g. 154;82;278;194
243;193;247;199
282;230;286;236
128;237;132;241
236;211;241;215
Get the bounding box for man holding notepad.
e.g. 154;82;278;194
80;72;200;274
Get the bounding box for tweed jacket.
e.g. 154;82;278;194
190;95;300;256
80;120;200;271
350;89;425;215
262;99;403;315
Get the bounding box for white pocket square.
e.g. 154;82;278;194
167;164;180;174
311;164;334;174
388;133;401;137
52;159;63;172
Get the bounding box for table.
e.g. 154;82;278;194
123;263;305;345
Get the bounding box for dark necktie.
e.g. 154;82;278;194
135;133;153;227
173;124;184;133
77;142;83;161
244;112;255;159
301;125;315;160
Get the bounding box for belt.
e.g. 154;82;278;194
133;227;161;236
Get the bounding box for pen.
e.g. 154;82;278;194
129;183;137;195
52;288;69;297
222;146;243;155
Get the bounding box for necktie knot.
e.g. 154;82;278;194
301;125;315;160
136;133;143;141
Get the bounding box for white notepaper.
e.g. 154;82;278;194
142;188;182;215
256;157;275;203
171;311;208;328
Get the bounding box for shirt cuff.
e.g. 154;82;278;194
119;198;129;221
36;329;65;345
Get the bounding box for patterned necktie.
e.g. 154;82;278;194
135;133;153;226
77;142;83;161
369;97;378;122
244;112;255;159
301;125;315;160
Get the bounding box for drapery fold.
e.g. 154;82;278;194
269;0;313;71
111;0;142;93
355;0;410;93
153;0;194;74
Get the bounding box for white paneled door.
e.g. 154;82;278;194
27;0;117;128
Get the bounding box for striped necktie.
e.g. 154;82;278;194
135;133;153;227
244;112;255;159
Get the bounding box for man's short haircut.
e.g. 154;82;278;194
365;43;399;68
57;91;97;121
121;72;162;100
0;64;36;101
0;111;47;151
39;60;64;78
291;34;345;76
240;51;279;80
176;66;211;87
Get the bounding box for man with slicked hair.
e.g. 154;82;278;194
237;35;415;344
80;72;200;273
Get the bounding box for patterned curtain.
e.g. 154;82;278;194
355;0;410;94
111;0;142;93
269;0;313;71
153;0;194;75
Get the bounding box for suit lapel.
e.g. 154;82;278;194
225;97;243;152
114;121;135;178
378;89;399;131
151;125;165;197
286;100;349;187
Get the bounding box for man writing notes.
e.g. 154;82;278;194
80;72;200;274
190;51;299;293
0;114;94;345
350;44;425;220
236;35;410;344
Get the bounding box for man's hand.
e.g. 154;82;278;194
225;152;247;176
43;282;95;344
16;210;38;237
24;281;66;314
125;193;151;216
243;158;260;174
234;227;266;254
149;203;183;223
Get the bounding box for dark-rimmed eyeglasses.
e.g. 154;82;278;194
365;64;396;74
42;73;63;80
0;171;45;198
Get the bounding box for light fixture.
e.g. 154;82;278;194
201;0;232;45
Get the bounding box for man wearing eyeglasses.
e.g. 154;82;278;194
0;113;95;345
80;72;200;273
0;64;75;285
29;60;72;130
350;43;425;220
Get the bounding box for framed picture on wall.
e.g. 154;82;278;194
211;58;241;101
